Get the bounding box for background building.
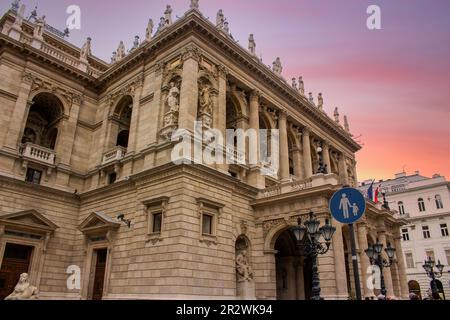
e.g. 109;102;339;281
0;1;407;300
360;171;450;299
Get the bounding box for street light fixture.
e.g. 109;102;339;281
316;146;328;174
422;256;444;298
291;211;336;300
364;239;396;296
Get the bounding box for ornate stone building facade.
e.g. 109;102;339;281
0;2;408;300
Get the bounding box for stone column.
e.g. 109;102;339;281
178;46;199;132
302;128;313;178
4;72;34;150
322;141;331;174
394;235;410;299
332;221;348;299
215;65;229;174
292;147;302;178
127;79;143;154
247;90;265;188
378;231;394;297
338;153;349;185
278;111;290;181
55;95;82;167
356;223;373;298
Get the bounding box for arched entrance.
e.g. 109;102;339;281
274;229;312;300
408;280;421;299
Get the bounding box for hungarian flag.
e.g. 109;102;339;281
374;185;382;203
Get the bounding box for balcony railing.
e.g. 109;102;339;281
102;146;127;165
20;143;56;165
225;146;245;164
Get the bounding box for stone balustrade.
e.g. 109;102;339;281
102;146;127;165
20;143;56;165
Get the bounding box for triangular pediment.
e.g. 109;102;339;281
79;212;120;234
0;209;58;234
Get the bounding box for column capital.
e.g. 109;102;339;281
181;44;201;62
249;89;261;103
278;109;288;120
302;126;311;136
217;64;229;79
321;139;330;149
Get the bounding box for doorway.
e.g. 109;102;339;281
0;243;33;300
92;248;107;300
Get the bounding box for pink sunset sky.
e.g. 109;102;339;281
1;0;449;181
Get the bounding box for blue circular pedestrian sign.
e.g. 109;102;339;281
329;188;366;224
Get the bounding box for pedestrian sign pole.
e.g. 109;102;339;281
329;187;367;300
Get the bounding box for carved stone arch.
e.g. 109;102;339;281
263;220;295;252
287;125;301;150
29;90;68;117
198;69;218;90
113;95;133;118
161;68;183;89
259;108;276;130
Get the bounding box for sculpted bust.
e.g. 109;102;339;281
4;273;39;300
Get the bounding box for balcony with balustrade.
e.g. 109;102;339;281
19;143;56;166
102;146;127;165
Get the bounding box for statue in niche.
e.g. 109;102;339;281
146;19;154;41
236;250;253;282
166;82;180;112
199;83;213;115
4;273;39;300
317;93;323;110
80;37;92;61
216;9;225;29
117;41;126;60
33;15;46;38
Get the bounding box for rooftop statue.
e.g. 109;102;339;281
117;41;126;60
131;35;140;51
190;0;199;10
216;9;225;29
4;273;39;300
157;17;167;32
344;115;350;133
292;78;298;90
248;34;256;55
272;57;282;75
111;51;117;63
223;21;230;34
308;92;314;104
298;76;305;96
165;5;173;25
317;93;323;110
80;37;91;61
146;19;154;41
33;15;46;39
334;107;340;124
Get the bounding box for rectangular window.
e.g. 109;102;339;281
107;172;117;184
152;212;162;233
25;168;42;184
426;250;435;261
440;224;449;237
402;228;410;241
405;253;415;269
202;214;213;235
422;225;431;239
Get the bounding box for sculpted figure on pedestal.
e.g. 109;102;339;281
236;250;254;282
298;76;305;96
199;84;212;115
317;93;323;110
117;41;126;60
190;0;199;10
166;82;180;112
4;273;39;300
33;15;46;38
80;37;91;61
165;5;173;25
216;9;225;29
146;19;154;41
248;34;256;55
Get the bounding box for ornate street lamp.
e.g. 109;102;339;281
422;256;444;298
291;211;336;300
364;239;396;296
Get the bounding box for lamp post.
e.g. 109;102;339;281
291;211;336;300
422;256;444;298
364;239;396;296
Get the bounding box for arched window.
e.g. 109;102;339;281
418;198;426;212
435;195;444;209
116;130;129;148
22;92;64;150
398;201;405;215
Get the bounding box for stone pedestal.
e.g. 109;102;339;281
237;280;256;300
160;110;179;141
78;59;89;72
8;24;22;41
31;37;43;49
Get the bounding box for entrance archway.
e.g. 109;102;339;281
408;280;421;299
274;229;312;300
